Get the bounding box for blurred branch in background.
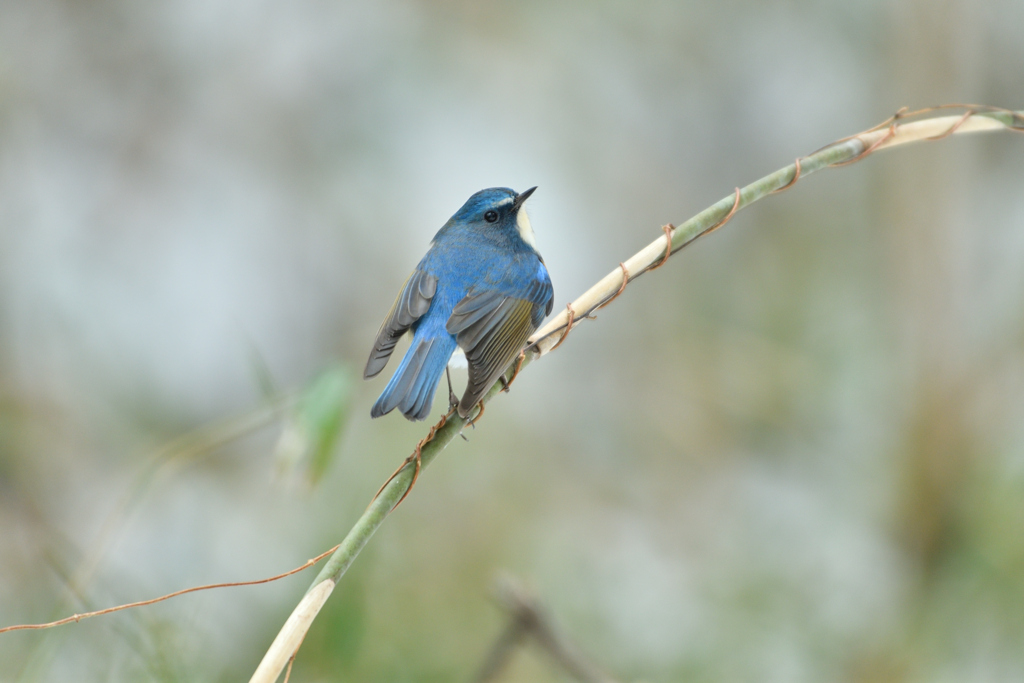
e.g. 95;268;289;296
4;363;352;680
473;574;619;683
9;395;292;679
76;394;294;591
73;361;351;592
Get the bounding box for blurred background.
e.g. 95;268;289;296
1;0;1023;681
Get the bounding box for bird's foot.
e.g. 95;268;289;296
465;400;486;429
501;350;527;393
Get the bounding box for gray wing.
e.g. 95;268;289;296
364;269;438;379
446;289;541;417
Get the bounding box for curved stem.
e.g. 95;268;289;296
249;106;1023;683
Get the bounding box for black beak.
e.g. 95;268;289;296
512;186;537;211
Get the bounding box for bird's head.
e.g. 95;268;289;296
447;186;539;249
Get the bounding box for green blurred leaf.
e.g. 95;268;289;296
275;364;353;485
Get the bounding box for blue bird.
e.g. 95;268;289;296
364;186;554;421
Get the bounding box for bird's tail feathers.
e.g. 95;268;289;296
370;333;456;421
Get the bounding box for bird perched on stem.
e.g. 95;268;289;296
364;187;554;421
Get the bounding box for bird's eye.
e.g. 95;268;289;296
484;210;499;223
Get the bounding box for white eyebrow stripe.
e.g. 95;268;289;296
493;197;514;207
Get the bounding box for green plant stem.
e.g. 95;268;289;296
250;107;1023;683
291;135;868;603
